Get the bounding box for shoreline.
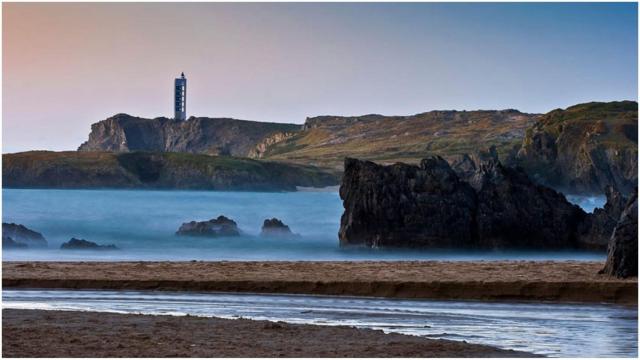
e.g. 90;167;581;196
3;261;637;304
2;309;534;357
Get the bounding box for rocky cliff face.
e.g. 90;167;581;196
78;114;302;157
600;190;638;278
517;101;637;195
3;151;338;191
339;156;602;250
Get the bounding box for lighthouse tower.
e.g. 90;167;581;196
174;72;187;120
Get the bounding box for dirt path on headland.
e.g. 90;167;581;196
2;309;534;357
3;261;637;304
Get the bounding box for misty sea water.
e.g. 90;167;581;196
3;188;606;261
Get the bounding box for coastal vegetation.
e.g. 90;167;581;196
2;151;338;191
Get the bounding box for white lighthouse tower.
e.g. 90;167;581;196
174;72;187;120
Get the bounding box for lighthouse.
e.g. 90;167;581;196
174;72;187;120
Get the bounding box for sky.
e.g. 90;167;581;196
3;2;638;153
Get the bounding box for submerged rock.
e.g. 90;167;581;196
60;238;118;250
260;218;298;237
3;235;28;249
2;223;47;247
176;216;240;237
600;191;638;278
339;156;588;249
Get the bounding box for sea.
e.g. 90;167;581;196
4;188;637;358
3;188;606;261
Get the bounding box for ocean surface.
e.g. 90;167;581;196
3;189;606;261
3;289;636;357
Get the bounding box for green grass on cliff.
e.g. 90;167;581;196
261;110;538;169
523;101;638;148
3;151;339;190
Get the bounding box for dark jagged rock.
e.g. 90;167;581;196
2;223;47;247
339;157;588;249
471;160;587;249
600;191;638;278
60;238;118;250
176;216;240;237
3;235;27;249
448;146;499;186
577;186;628;250
339;157;478;248
260;218;298;237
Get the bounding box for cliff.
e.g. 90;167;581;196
3;151;338;191
78;114;302;157
517;101;637;194
76;101;637;195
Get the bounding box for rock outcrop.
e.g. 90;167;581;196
339;157;589;249
60;238;118;250
471;160;587;249
260;218;297;237
339;157;478;248
176;216;240;237
2;223;47;247
600;191;638;278
3;236;28;249
577;186;628;250
3;151;338;191
517;101;637;194
78;114;302;157
248;132;297;159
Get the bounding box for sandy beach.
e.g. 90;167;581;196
2;309;533;357
3;260;637;304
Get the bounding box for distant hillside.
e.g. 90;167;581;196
261;110;538;169
78;114;301;157
74;101;637;194
517;101;637;194
3;151;338;191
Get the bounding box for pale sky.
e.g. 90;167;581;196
3;2;638;153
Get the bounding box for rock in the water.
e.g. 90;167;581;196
260;218;297;237
3;235;28;249
60;238;118;250
339;157;478;248
2;223;47;247
339;156;588;249
600;191;638;278
176;216;240;237
577;186;628;250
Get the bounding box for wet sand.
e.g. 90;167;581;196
3;261;637;304
2;309;533;357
